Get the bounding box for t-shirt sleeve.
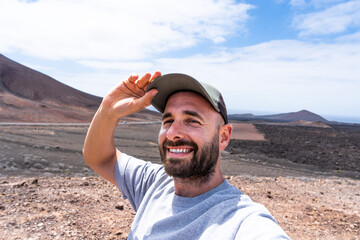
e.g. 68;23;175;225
235;210;290;239
114;153;165;211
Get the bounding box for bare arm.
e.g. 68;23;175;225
82;72;161;184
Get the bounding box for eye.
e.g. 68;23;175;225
186;118;201;125
162;119;173;125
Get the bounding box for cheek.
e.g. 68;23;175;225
158;128;167;144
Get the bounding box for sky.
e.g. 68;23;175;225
0;0;360;123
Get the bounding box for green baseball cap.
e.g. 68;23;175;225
146;73;228;124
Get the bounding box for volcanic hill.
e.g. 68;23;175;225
229;109;328;123
0;54;160;123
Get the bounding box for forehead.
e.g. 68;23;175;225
164;91;215;115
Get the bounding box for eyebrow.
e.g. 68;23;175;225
162;110;204;121
162;112;172;121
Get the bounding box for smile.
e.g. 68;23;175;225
168;148;192;153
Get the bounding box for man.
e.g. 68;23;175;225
83;72;290;239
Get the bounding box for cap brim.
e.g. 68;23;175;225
146;73;220;113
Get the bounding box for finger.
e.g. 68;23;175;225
128;73;139;83
133;89;158;112
137;71;161;90
134;89;158;109
136;73;152;88
149;71;161;83
123;80;144;98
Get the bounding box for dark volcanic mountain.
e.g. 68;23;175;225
0;54;160;123
229;110;328;123
261;110;328;122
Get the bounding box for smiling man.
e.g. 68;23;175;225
83;72;290;239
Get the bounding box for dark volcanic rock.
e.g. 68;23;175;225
227;124;360;172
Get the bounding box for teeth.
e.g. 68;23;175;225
169;148;191;153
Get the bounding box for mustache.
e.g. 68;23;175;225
162;139;198;150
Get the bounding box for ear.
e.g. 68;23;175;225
219;124;232;151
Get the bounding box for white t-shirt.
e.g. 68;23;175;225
115;153;290;240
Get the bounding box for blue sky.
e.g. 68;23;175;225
0;0;359;122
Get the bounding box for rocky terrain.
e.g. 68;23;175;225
228;123;360;176
0;123;359;239
1;175;359;240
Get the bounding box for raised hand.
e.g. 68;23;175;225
101;71;161;121
83;71;161;184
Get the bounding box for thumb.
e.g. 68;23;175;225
135;89;158;109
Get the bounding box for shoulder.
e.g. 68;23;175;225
217;181;271;214
114;153;172;210
116;153;164;175
210;181;290;238
204;181;277;224
114;153;168;188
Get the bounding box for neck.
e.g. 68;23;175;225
173;163;224;198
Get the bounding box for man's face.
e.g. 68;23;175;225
158;91;221;181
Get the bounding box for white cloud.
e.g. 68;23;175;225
2;0;359;118
59;39;360;117
152;40;360;116
293;0;360;37
0;0;252;61
309;0;346;9
335;31;360;42
290;0;348;9
78;60;154;72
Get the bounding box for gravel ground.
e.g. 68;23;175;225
0;176;359;240
0;123;359;239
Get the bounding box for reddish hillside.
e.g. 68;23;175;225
0;54;101;109
0;54;160;123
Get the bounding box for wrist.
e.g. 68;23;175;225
94;103;121;127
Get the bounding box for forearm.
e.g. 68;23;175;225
82;71;160;183
83;104;121;180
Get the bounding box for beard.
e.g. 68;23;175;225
158;132;219;181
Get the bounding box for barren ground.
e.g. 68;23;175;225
0;123;359;239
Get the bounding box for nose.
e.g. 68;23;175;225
166;120;184;142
